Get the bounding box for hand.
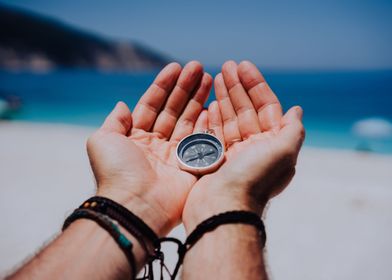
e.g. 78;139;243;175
182;61;305;231
87;61;212;236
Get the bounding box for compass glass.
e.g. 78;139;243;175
177;133;223;168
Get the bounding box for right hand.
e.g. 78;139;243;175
87;61;213;236
182;61;305;231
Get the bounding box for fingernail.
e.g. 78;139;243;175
294;106;303;120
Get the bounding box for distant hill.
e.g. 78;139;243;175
0;4;170;72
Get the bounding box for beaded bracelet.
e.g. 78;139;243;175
63;208;137;279
73;197;166;280
64;199;266;280
78;196;159;259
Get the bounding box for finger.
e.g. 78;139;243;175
170;73;212;142
214;73;242;146
101;101;132;135
278;106;305;158
282;106;303;125
193;110;208;133
132;62;182;131
208;101;225;147
153;61;204;139
221;61;260;139
237;60;282;132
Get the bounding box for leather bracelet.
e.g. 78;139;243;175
62;208;137;279
80;196;159;258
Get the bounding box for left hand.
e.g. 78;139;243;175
86;61;212;236
182;61;305;231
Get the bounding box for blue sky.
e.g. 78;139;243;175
2;0;392;69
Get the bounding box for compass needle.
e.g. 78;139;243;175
203;151;215;157
176;131;224;174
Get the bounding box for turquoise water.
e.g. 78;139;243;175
1;69;392;154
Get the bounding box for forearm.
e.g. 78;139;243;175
182;223;267;279
8;219;144;280
182;177;268;280
8;191;168;280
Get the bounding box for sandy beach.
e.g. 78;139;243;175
1;121;391;279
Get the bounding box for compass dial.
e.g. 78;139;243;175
176;133;224;173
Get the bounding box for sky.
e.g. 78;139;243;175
2;0;392;70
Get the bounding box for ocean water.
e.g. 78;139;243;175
1;69;392;154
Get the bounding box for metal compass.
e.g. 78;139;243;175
176;130;225;175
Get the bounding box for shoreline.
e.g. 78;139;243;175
1;121;392;279
2;120;392;156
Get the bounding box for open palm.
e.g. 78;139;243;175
183;61;305;221
87;61;212;235
214;61;304;196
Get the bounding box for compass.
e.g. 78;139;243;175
176;130;225;175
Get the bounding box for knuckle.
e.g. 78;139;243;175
179;117;194;128
86;131;100;150
179;76;193;89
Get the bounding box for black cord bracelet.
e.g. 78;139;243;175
80;196;159;258
64;198;266;280
63;208;137;280
186;210;266;250
171;210;267;279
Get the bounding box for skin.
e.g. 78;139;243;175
8;61;211;280
87;61;212;237
182;61;304;279
7;60;304;280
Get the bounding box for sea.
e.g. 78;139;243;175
1;69;392;154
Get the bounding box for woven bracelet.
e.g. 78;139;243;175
80;196;159;258
63;208;137;279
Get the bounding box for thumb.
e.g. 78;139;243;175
282;105;303;125
278;106;305;153
101;101;133;135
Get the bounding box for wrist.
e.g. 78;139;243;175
182;175;266;234
96;187;171;237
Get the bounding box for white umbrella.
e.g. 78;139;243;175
352;118;392;140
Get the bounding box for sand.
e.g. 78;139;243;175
1;121;391;279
